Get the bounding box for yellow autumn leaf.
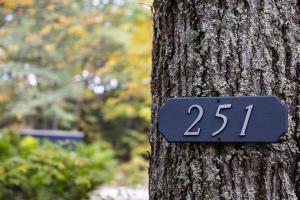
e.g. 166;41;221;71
85;15;104;25
16;112;23;120
74;159;85;167
106;98;118;107
3;1;15;10
11;123;31;130
57;163;66;170
0;93;9;102
40;25;52;35
18;0;33;6
58;16;72;25
8;44;20;52
29;8;36;16
44;44;55;52
139;107;151;121
120;23;130;30
47;3;56;11
67;25;87;37
18;165;28;173
0;27;12;37
96;54;120;75
20;136;38;149
83;90;95;99
1;0;33;10
0;48;8;61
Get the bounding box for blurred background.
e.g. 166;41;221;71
0;0;151;199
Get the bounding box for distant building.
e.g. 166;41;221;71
19;129;84;144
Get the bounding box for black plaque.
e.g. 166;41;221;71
158;96;288;143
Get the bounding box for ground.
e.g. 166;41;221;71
90;185;149;200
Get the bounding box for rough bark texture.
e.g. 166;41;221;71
149;0;300;199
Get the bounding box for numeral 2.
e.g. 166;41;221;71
183;105;203;136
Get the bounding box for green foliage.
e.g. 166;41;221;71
0;129;117;200
0;0;152;190
0;129;19;160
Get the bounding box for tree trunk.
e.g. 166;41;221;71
149;0;300;199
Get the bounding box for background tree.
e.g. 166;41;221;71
0;0;153;197
150;0;300;199
0;0;152;162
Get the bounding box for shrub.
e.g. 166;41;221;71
114;144;149;186
0;129;116;200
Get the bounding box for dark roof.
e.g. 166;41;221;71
19;129;84;139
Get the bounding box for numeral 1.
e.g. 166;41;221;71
240;105;253;136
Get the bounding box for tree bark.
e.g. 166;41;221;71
149;0;300;199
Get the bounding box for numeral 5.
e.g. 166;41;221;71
211;104;232;136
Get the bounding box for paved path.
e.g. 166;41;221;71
90;185;149;200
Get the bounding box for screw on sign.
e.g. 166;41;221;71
158;96;288;143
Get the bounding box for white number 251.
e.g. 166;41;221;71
184;104;253;137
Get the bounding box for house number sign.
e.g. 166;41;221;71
158;96;288;143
